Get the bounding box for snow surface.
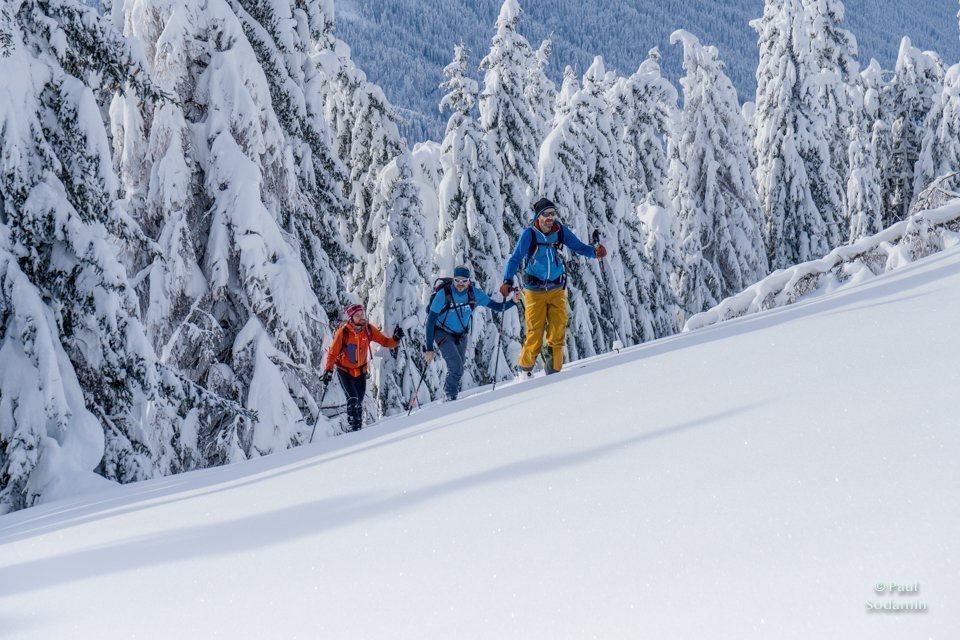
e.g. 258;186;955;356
2;245;959;639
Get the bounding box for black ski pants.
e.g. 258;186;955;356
337;369;366;431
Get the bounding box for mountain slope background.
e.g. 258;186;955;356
337;0;960;141
2;232;957;639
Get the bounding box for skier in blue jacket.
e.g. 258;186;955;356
499;197;606;375
425;266;520;401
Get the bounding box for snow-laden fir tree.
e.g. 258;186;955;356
479;0;542;243
846;61;885;240
344;85;406;290
0;226;110;513
411;141;445;255
0;0;239;510
305;10;407;292
554;66;579;122
610;48;678;211
577;58;635;349
437;44;518;386
802;0;859;228
524;38;556;142
752;0;839;269
113;0;331;460
668;30;768;320
366;152;433;415
607;49;683;340
880;37;944;225
741;102;758;172
637;203;684;337
913;64;960;204
228;0;352;318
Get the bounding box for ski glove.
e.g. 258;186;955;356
321;370;333;385
594;244;608;259
393;326;405;340
499;281;514;298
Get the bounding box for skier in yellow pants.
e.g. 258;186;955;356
500;198;606;376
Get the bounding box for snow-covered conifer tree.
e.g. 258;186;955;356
0;1;237;508
366;153;432;415
437;44;517;386
607;49;683;340
914;64;960;202
610;48;678;210
554;66;579;122
114;0;330;461
637;203;684;337
229;0;352;317
668;30;768;319
880;38;944;225
411;140;444;257
752;0;839;269
0;225;115;513
846;63;885;240
479;0;542;243
803;0;859;224
524;39;556;141
304;11;407;298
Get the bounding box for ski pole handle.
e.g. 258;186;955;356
591;229;606;273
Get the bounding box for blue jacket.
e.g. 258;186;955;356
502;223;596;289
425;285;515;349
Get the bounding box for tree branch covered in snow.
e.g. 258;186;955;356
685;199;960;331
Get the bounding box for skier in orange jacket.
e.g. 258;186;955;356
323;303;402;431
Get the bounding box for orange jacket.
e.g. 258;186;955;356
325;322;399;377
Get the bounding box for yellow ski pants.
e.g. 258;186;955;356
519;288;567;372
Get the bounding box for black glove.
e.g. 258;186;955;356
321;370;332;385
393;326;405;340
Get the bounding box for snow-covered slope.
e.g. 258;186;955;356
2;245;959;638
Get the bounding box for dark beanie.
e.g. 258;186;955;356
532;197;557;218
453;265;470;279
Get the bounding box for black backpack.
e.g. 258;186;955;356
427;277;476;337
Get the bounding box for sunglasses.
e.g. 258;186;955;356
453;277;470;284
539;208;557;217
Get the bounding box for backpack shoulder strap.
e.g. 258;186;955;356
441;284;454;310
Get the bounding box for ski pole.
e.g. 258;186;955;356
309;377;333;443
591;229;619;352
491;295;508;392
405;340;429;416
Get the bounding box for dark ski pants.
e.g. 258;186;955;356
337;369;366;431
436;329;468;400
